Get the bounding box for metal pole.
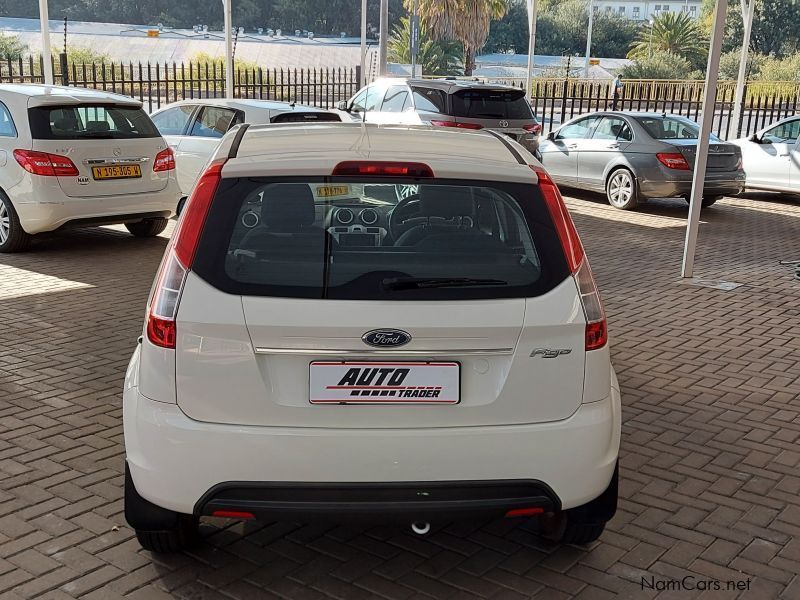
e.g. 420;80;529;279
525;0;538;98
681;0;728;278
379;0;389;76
731;0;755;139
410;0;418;77
39;0;53;84
222;0;234;98
584;0;594;78
360;0;368;86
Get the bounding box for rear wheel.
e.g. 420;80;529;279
126;217;169;238
541;463;618;545
684;196;721;208
0;192;32;253
125;464;199;553
175;197;187;217
605;169;638;210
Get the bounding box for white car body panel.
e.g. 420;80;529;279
732;116;800;194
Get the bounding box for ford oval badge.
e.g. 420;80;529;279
362;329;411;348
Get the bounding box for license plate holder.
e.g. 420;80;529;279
309;361;460;405
91;164;142;180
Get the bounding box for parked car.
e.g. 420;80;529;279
731;115;800;194
0;84;181;252
150;99;341;209
338;78;542;155
538;111;746;210
123;122;620;552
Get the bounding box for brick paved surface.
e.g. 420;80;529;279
0;192;798;599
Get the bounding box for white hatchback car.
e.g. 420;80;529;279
731;115;800;194
0;84;181;252
123;123;621;552
149;99;341;206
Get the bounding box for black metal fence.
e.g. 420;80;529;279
2;56;798;139
0;56;361;112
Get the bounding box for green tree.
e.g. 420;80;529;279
0;33;28;60
388;17;464;75
758;53;800;81
619;51;693;79
628;11;707;69
409;0;508;75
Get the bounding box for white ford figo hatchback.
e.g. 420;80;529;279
123;122;621;552
0;84;180;252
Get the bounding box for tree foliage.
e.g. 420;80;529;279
387;17;464;75
700;0;800;58
628;11;707;69
619;51;693;79
0;33;28;60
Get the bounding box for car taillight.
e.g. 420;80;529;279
146;158;225;349
153;147;176;172
523;123;542;135
531;165;607;350
332;161;434;177
656;152;691;170
13;149;79;176
430;120;483;130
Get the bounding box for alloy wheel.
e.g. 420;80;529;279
607;172;633;208
0;199;10;244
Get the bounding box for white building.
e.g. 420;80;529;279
592;0;703;21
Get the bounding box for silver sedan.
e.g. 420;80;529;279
538;112;746;210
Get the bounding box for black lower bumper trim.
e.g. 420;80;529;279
55;211;172;231
195;480;560;523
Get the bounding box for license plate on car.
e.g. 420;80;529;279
91;165;142;180
315;185;350;197
309;361;460;404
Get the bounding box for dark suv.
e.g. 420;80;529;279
339;78;542;155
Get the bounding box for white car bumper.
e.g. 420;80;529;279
124;352;621;517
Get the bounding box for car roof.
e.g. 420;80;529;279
155;98;329;113
370;77;524;94
224;122;537;184
0;84;141;107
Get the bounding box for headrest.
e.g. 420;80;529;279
420;186;474;219
260;184;316;230
214;116;232;134
53;118;77;131
86;121;111;132
610;123;622;137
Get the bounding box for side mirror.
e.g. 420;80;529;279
546;131;556;141
337;100;349;112
749;133;760;143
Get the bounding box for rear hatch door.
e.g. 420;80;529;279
450;87;537;141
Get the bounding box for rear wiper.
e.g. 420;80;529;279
76;131;115;138
382;277;508;290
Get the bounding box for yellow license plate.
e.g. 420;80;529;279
316;185;350;197
91;165;142;180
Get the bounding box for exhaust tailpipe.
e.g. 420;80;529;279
411;521;431;535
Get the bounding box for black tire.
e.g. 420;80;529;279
541;463;618;545
125;217;169;238
175;197;187;218
0;192;33;253
684;196;721;208
125;464;199;553
605;168;638;210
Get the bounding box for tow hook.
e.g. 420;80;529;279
410;521;431;536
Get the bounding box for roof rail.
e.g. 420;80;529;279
483;130;526;165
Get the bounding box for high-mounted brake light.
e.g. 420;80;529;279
145;158;225;349
153;147;176;172
531;165;607;350
523;123;542;135
430;120;483;130
14;149;78;176
656;152;691;170
332;161;434;178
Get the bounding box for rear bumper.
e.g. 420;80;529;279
14;182;181;234
124;368;621;518
638;170;746;199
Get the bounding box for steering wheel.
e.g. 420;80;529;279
388;194;425;241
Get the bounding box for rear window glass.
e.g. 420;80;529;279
192;178;569;301
636;116;720;142
451;89;533;120
28;104;160;139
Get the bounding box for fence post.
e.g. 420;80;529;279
559;77;568;125
59;53;69;86
735;83;747;138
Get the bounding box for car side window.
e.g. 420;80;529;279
762;119;800;144
189;106;240;138
592;117;632;142
0;101;16;137
381;86;410;112
350;89;368;112
411;87;447;113
556;116;601;140
151;105;196;136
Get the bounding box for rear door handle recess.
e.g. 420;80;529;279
567;144;578;150
606;144;620;149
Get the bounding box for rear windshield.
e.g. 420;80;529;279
636;116;721;142
451;89;533;120
28;104;160;139
192;178;569;301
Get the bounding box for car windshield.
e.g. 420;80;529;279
28;104;160;139
635;116;721;142
192;178;569;301
451;89;533;120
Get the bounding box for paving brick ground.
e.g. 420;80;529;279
0;191;798;599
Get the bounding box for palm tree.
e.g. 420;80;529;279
407;0;509;75
628;11;708;69
388;17;464;76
